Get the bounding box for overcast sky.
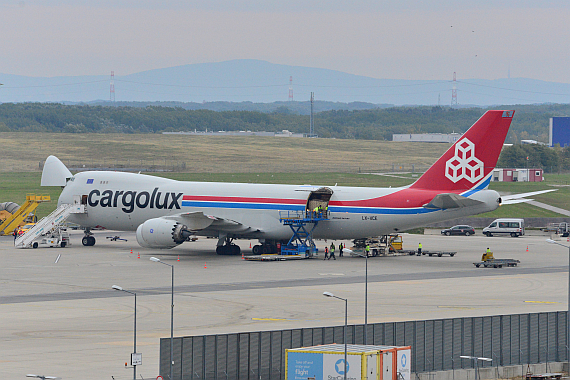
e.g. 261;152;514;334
1;0;569;82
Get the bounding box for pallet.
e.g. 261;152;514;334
243;254;309;261
473;259;520;268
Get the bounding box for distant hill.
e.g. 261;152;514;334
1;59;570;106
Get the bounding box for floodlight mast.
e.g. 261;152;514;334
112;285;137;380
150;257;174;380
323;292;348;380
546;239;570;367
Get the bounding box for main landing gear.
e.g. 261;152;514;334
216;236;241;255
82;229;96;246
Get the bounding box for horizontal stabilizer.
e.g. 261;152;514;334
500;189;556;205
501;189;558;204
501;198;533;205
423;193;483;209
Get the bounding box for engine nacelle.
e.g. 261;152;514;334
136;218;190;249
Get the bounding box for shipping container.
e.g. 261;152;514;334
286;344;411;380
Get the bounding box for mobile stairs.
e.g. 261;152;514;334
278;210;328;257
0;194;50;236
15;203;86;249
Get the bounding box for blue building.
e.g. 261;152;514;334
550;117;570;147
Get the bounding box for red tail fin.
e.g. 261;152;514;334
410;110;514;191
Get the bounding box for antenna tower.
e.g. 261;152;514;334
288;76;293;101
110;71;115;102
309;92;314;136
451;72;457;106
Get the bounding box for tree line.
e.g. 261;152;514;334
0;102;569;145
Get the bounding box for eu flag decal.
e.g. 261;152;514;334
86;179;94;184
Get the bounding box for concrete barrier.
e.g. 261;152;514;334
414;361;566;380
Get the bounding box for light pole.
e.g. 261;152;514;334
546;239;570;366
323;291;348;380
112;285;137;380
353;251;368;344
459;356;492;380
151;257;175;380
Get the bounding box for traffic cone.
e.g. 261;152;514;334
249;242;252;248
137;252;140;259
130;249;133;254
204;262;207;269
526;245;529;252
177;255;180;262
242;251;244;260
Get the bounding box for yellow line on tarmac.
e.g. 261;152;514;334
524;301;558;304
252;318;290;321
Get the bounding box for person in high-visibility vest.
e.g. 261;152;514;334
339;242;344;257
329;243;336;260
417;242;423;256
365;244;370;256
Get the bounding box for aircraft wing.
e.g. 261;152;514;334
423;193;483;209
164;211;258;235
500;189;557;205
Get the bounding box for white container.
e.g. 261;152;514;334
286;344;411;380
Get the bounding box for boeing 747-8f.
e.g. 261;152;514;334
40;110;546;254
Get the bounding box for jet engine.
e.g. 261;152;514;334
136;218;192;249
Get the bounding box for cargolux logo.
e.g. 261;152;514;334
445;137;484;183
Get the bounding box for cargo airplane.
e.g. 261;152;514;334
41;110;548;255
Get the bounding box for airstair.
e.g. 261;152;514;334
0;194;50;236
15;203;85;249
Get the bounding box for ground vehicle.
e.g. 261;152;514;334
483;218;525;237
474;250;520;267
18;223;37;235
441;225;475;236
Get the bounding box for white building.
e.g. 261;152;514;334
392;133;462;143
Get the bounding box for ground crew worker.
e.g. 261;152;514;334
324;246;329;260
365;244;370;257
483;247;491;261
324;205;328;217
339;243;344;257
417;242;422;256
13;227;18;243
329;243;336;260
312;205;319;218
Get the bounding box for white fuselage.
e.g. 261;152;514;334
58;171;500;241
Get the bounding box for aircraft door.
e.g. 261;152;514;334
306;187;333;218
382;351;393;380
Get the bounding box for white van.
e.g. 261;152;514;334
483;218;525;237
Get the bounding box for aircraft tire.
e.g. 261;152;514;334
89;236;96;246
232;244;241;256
82;237;90;246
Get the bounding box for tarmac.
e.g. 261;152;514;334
1;230;569;379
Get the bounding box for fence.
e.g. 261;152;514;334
160;311;568;380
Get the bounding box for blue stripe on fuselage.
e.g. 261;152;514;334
180;201;438;215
